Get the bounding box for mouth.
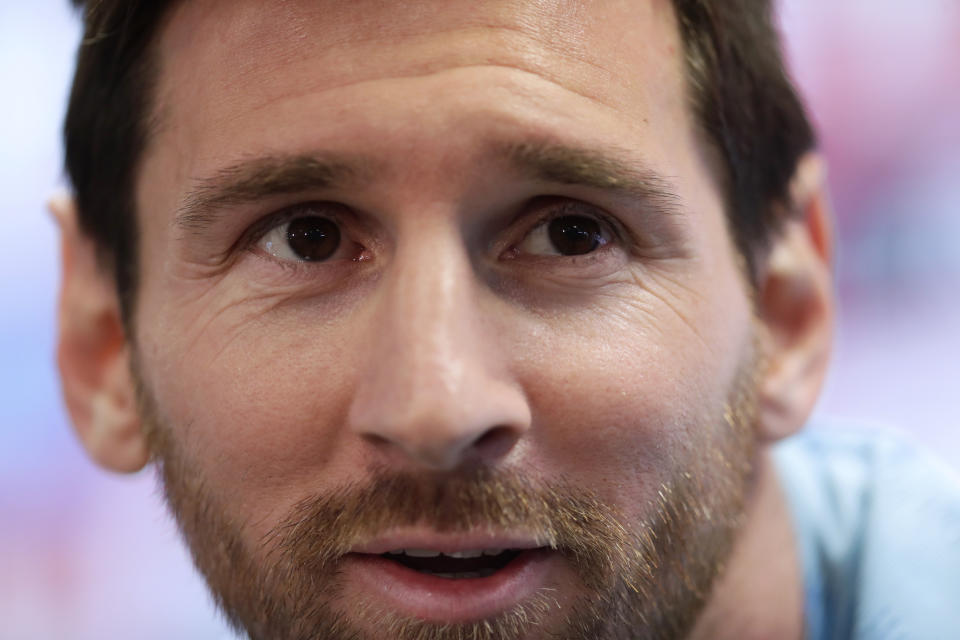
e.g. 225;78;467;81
344;534;563;623
378;547;525;579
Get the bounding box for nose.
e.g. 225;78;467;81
347;227;531;471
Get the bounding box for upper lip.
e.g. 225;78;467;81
350;528;550;555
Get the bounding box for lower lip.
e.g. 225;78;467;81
343;549;558;623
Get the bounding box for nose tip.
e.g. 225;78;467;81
349;370;531;471
346;225;531;471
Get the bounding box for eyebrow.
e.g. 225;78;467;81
175;153;372;232
496;139;682;214
174;139;681;233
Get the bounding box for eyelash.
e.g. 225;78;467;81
243;204;339;244
242;198;625;267
509;200;624;253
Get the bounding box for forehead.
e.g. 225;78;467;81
147;0;687;169
156;0;681;97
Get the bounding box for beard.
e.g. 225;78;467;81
136;361;757;640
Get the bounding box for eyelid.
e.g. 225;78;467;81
240;201;349;251
240;198;630;267
508;200;626;255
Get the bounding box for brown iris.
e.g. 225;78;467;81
547;215;603;256
286;216;341;261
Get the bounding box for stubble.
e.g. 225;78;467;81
136;358;757;640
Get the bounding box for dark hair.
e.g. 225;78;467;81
64;0;814;321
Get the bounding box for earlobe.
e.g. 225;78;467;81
755;154;835;443
52;194;149;473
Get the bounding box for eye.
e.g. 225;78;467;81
518;214;612;257
258;215;343;262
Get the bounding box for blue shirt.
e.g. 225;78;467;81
774;427;960;640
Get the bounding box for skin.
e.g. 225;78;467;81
54;0;836;637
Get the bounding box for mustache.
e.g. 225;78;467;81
262;467;638;588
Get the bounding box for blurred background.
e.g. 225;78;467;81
1;1;958;638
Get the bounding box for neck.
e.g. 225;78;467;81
689;449;805;640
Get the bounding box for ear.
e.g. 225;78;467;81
755;154;835;443
52;194;148;473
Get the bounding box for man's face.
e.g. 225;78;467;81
131;0;759;638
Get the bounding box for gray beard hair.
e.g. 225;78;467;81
136;365;756;640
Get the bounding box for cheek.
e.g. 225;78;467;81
137;295;365;525
512;266;753;500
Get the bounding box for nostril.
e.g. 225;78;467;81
357;423;519;468
471;425;520;461
363;433;391;447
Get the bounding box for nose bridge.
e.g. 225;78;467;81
347;218;529;469
389;225;476;395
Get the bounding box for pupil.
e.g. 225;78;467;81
286;216;341;261
548;215;602;256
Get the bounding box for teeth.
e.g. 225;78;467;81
384;548;511;558
401;549;442;558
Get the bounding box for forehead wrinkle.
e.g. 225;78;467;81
154;2;668;137
161;55;626;150
180;0;611;71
